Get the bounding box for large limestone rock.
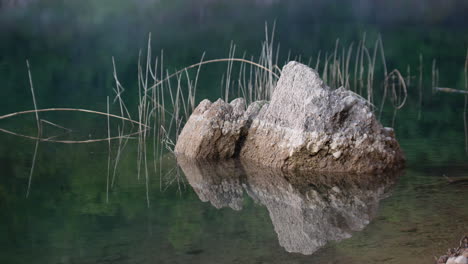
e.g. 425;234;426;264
175;61;404;174
174;98;249;159
240;61;404;173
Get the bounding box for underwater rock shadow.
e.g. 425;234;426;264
177;156;402;255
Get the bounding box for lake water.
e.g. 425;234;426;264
0;1;467;263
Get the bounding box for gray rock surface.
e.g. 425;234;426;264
174;98;249;159
240;61;404;173
175;61;404;173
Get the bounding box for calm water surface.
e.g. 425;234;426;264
0;1;467;263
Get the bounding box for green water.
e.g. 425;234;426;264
1;1;468;263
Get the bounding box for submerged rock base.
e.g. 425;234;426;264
175;61;405;174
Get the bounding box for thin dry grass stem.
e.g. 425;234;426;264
377;36;389;119
353;39;362;93
391;70;408;109
370;39;378;91
248;55;254;103
137;50;143;181
368;38;381;105
25;59;40;198
106;97;111;203
336;61;344;89
137;35;153;203
379;69;408;121
340;46;346;87
40;119;72;132
243;54;249;99
464;49;468;154
145;34;152;90
192;52;205;111
0;108;147;127
0;127;144;143
166;69;176;136
385;70;408;127
146;58;279;95
179;71;190;119
111;56;133;188
26;60;41;134
391;78;397;127
143;114;150;207
332;39;339;88
340;49;345;85
174;72;186;136
151;56;160;183
160;167;175;190
111;126;122;188
265;21;276;98
26;138;39;198
151;94;158;188
157;50;165;191
322;53;331;84
315;50;322;71
162;166;186;193
344;43;354;89
286;50;292;65
224;42;236;102
220;73;225;100
275;42;281;70
139;55;153;204
145;154;150;207
377;35;388;77
43;132;72;141
359;33;367;95
174;167;187;195
434;87;468;95
238;52;247;99
112;58;133;120
0;106;148;142
161;167;176;192
360;44;372;104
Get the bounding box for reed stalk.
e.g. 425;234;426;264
26;139;39;198
464;49;468;154
106;96;111;203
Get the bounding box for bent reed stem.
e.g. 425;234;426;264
0;108;149;128
146;57;280;93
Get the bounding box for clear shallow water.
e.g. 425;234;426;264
0;1;468;263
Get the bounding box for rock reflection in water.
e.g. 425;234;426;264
177;157;399;255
